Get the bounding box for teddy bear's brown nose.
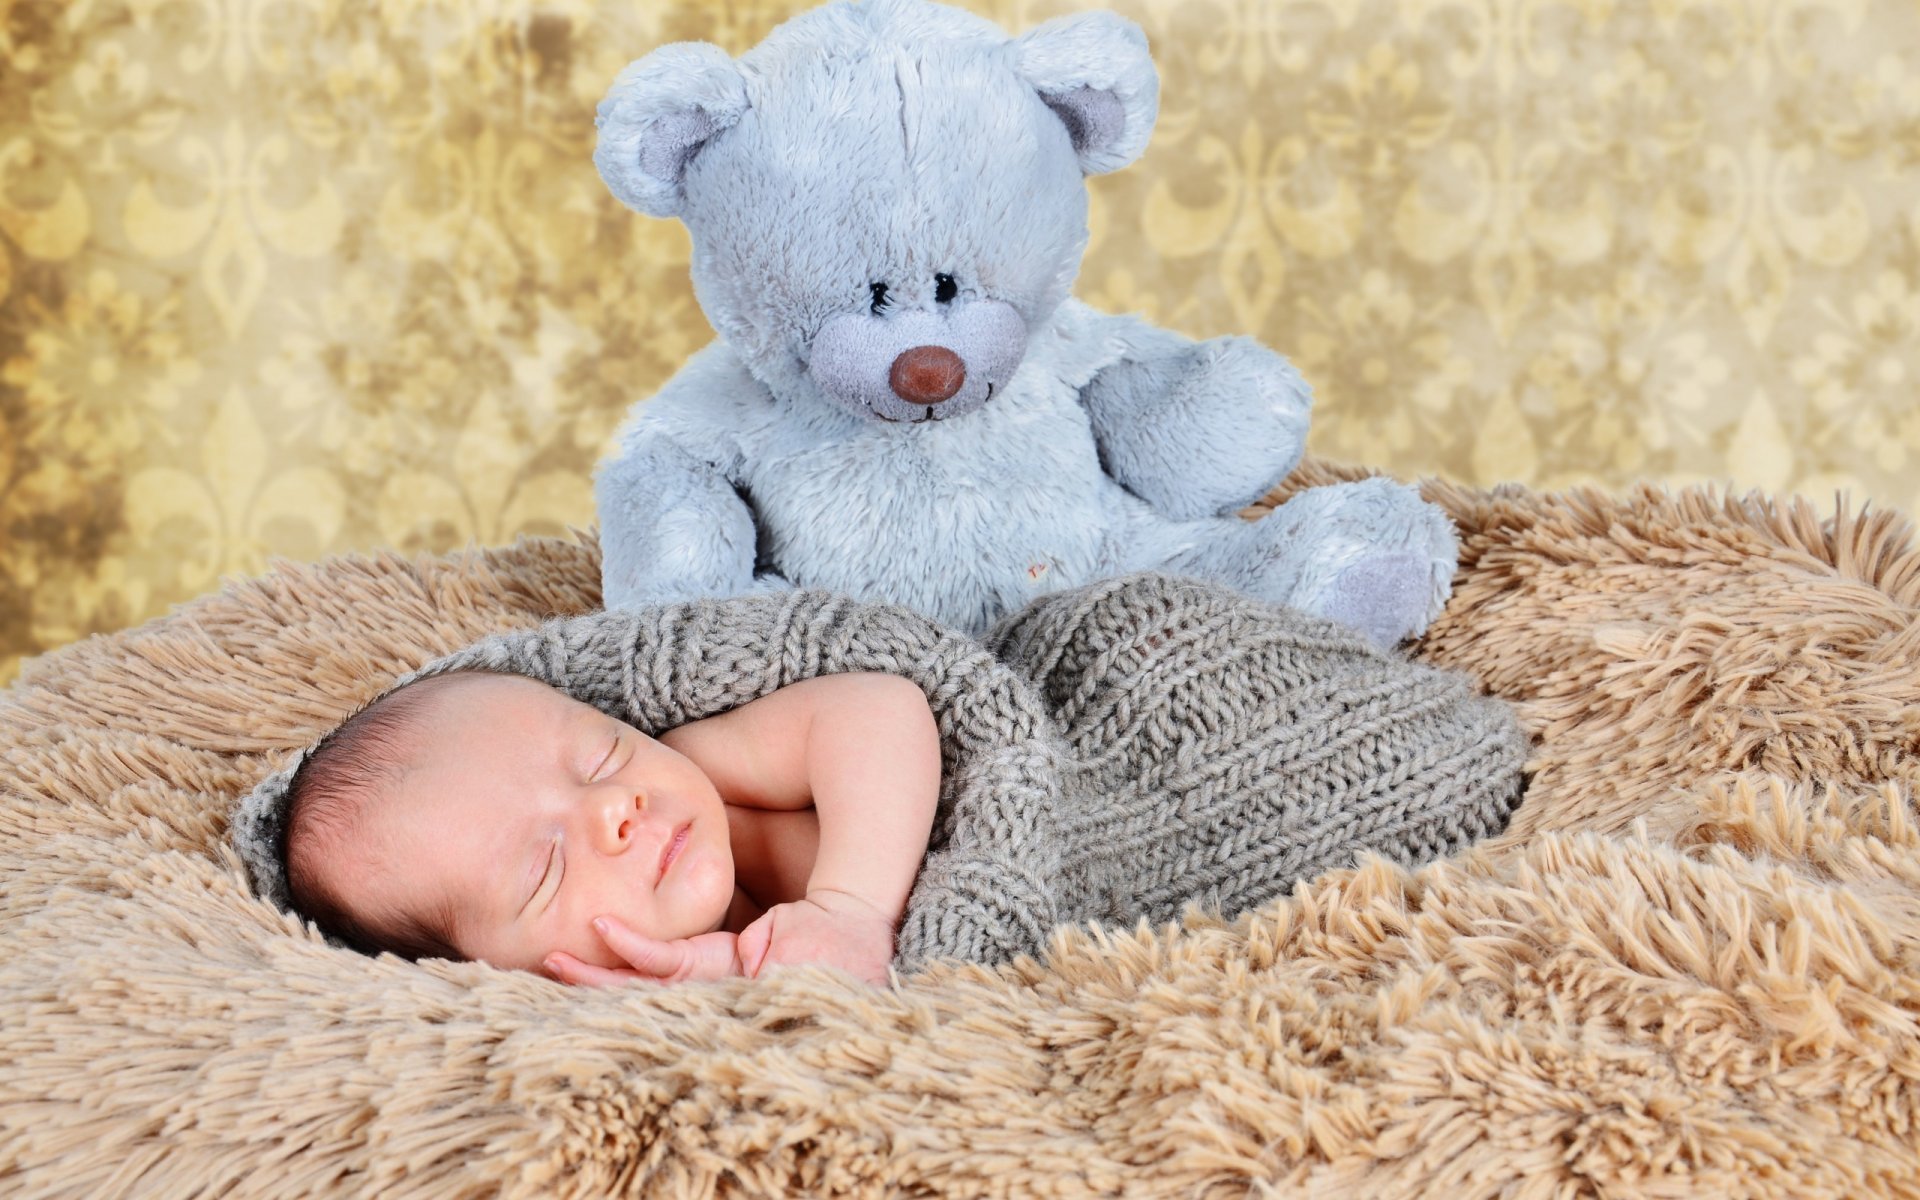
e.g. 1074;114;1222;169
888;345;966;405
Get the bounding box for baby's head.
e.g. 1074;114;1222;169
280;670;737;975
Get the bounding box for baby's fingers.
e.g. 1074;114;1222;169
594;916;742;982
543;952;648;989
590;917;690;979
736;913;776;978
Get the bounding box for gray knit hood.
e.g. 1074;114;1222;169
232;573;1528;971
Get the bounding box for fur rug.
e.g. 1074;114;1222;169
3;459;1918;1198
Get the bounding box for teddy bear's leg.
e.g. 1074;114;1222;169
1138;477;1458;646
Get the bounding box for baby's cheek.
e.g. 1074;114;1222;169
555;915;625;970
576;937;629;971
564;906;633;975
553;899;629;970
675;853;734;936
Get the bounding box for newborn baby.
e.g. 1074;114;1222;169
241;576;1528;979
281;668;941;987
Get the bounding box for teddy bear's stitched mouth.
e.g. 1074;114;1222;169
874;382;993;424
873;408;943;425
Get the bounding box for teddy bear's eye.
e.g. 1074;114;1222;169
934;274;957;304
869;282;890;314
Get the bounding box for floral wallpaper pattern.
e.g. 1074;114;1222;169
3;0;1918;682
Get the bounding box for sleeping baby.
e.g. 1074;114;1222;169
278;669;941;988
235;573;1530;984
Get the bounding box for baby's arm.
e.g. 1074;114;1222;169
662;672;941;981
555;674;938;987
674;673;938;917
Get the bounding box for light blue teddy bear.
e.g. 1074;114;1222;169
591;0;1458;645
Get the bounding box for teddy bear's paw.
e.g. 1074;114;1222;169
744;570;796;595
604;569;795;611
1235;476;1458;645
1085;336;1312;520
603;578;701;612
1308;552;1440;647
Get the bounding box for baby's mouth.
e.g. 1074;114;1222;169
657;822;691;884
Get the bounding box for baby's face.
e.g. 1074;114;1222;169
333;674;736;975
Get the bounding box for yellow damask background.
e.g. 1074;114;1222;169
3;0;1918;684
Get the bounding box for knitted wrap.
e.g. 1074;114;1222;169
231;573;1528;972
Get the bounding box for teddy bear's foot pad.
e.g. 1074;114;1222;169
1310;552;1436;647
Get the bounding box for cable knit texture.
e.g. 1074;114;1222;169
233;571;1526;969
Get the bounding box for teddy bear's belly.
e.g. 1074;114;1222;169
747;410;1121;634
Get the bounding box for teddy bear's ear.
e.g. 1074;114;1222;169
1013;10;1159;176
594;42;750;219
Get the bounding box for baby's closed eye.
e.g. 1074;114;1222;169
522;837;561;915
588;732;623;781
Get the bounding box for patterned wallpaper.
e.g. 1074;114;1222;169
3;0;1918;684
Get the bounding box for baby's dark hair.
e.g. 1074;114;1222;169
283;670;490;962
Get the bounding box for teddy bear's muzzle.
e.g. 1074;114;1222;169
806;302;1026;423
889;345;966;405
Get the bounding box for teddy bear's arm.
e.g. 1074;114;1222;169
1077;315;1314;521
593;342;800;610
595;428;773;611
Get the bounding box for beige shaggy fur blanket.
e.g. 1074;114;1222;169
3;460;1918;1198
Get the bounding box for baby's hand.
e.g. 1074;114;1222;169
740;890;897;986
544;917;744;987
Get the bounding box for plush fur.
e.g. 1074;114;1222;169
591;0;1458;643
5;464;1919;1196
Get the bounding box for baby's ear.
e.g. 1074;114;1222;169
594;41;750;218
1013;10;1159;176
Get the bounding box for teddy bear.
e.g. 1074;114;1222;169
589;0;1459;646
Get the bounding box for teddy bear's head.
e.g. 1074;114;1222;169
594;0;1157;425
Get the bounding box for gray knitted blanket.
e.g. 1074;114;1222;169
233;573;1528;972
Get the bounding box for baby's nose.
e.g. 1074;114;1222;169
595;790;645;855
